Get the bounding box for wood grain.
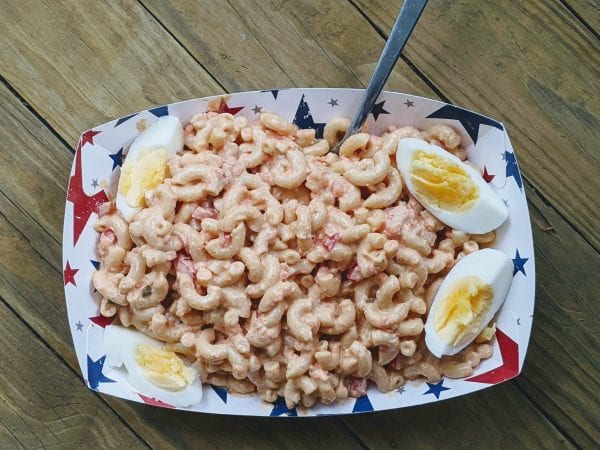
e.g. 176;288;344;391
515;183;600;448
0;73;577;449
0;301;146;449
344;382;573;449
352;0;600;250
564;0;600;32
0;0;223;142
141;0;435;97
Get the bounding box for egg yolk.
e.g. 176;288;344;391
118;148;168;208
410;151;479;211
433;276;494;346
475;323;497;344
135;344;196;391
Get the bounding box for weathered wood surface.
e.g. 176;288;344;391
0;301;146;449
515;182;600;448
0;0;222;141
141;0;435;95
565;0;600;33
1;0;598;448
353;0;600;251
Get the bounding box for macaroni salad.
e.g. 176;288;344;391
92;107;497;409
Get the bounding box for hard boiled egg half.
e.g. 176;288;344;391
396;138;508;234
424;249;513;357
103;325;203;407
117;116;184;220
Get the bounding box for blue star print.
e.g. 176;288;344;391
109;148;124;170
115;113;136;127
427;104;502;144
270;397;298;416
512;249;529;276
370;100;390;121
352;395;374;413
503;151;523;190
87;355;115;390
76;321;84;331
293;94;325;138
261;89;279;100
90;260;100;270
91;178;99;188
423;379;450;399
149;105;169;117
211;385;228;403
404;99;414;108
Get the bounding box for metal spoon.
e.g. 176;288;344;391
332;0;428;152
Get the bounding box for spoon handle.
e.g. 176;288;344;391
340;0;428;146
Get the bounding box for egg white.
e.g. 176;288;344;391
396;138;508;234
103;325;203;407
116;116;184;220
424;249;513;357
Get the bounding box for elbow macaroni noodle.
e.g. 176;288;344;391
93;109;499;409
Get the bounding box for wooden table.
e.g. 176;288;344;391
1;1;598;448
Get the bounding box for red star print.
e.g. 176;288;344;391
89;315;114;328
482;166;495;183
216;98;244;115
67;139;109;245
466;329;519;384
81;129;101;147
138;393;175;409
63;261;79;286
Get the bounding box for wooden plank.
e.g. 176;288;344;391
140;0;435;97
0;301;146;449
0;0;223;142
352;0;600;250
0;81;366;450
345;382;574;449
564;0;600;32
514;184;600;448
1;79;576;448
0;0;435;146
